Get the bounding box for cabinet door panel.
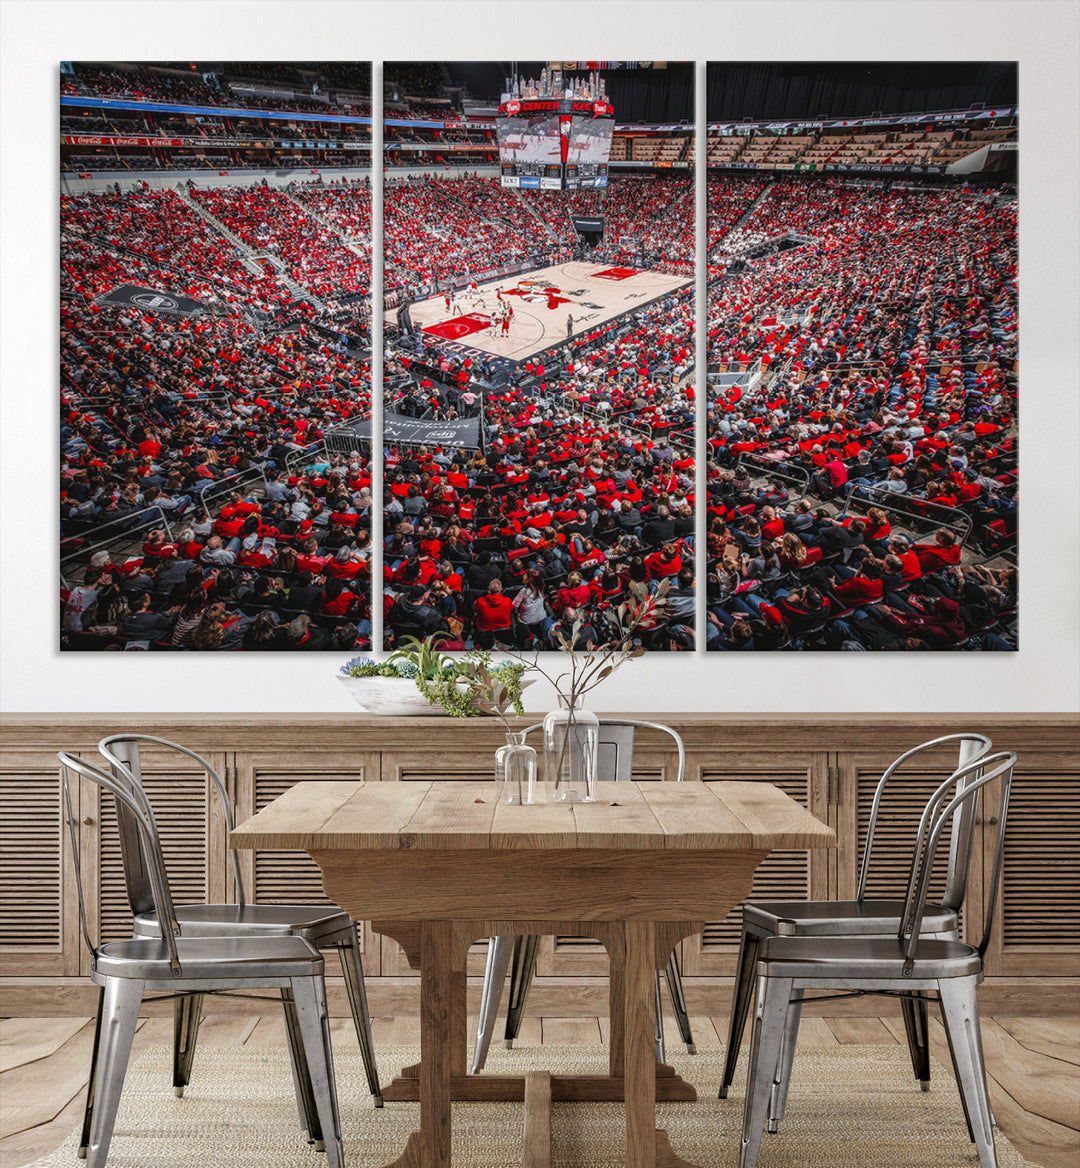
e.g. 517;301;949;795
235;752;381;976
382;750;493;784
0;757;80;976
681;754;829;975
983;761;1080;977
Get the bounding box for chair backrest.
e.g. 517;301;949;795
99;734;246;909
523;718;685;783
58;751;183;976
858;733;992;910
899;750;1016;967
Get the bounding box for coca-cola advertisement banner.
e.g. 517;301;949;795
63;135;184;147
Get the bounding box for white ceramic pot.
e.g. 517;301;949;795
337;674;535;717
337;674;443;715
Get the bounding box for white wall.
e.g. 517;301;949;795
2;0;1077;714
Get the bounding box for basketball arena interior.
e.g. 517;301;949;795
58;60;1018;653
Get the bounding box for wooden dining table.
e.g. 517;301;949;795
230;778;835;1168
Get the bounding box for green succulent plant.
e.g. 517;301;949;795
350;634;531;720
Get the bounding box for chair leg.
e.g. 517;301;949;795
281;987;322;1147
77;985;106;1158
767;989;803;1133
291;976;344;1168
934;976;994;1158
938;978;997;1168
739;975;794;1168
971;998;997;1130
172;992;203;1097
85;977;143;1168
720;928;760;1098
654;972;665;1063
900;989;931;1091
472;934;514;1073
503;934;540;1048
663;948;696;1054
337;928;383;1105
937;991;976;1144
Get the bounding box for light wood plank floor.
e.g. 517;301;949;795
2;1014;1077;1168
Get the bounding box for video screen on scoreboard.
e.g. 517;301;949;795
497;114;562;166
567;116;614;166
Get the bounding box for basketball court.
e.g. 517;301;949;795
408;260;691;366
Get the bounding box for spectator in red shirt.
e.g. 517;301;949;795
472;579;514;649
913;528;962;573
888;535;923;582
553;570;591;616
809;455;848;497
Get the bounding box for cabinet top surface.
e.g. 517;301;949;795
229;779;836;853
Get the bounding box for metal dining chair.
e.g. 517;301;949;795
739;750;1017;1168
82;733;380;1151
471;719;693;1073
719;732;992;1101
58;752;344;1168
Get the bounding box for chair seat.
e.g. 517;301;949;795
758;935;984;980
94;935;324;981
133;903;350;940
745;897;957;936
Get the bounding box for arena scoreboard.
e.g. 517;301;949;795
497;98;614;190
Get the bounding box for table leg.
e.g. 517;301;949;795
380;919;456;1168
420;919;454;1167
623;921;704;1168
624;920;657;1168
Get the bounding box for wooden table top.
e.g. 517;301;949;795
229;779;836;853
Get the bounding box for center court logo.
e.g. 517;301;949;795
505;280;572;309
131;292;179;311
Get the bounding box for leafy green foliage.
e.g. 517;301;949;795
346;634;532;721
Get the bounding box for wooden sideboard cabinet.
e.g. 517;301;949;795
2;713;1077;1016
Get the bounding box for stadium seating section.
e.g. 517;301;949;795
58;65;1017;652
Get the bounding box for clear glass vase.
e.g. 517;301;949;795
495;731;537;805
543;696;599;803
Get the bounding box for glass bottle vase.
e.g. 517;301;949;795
542;696;599;803
495;731;537;805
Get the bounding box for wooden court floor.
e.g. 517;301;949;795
408;260;691;362
2;1011;1076;1168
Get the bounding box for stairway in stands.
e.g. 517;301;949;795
174;185;255;259
710;179;775;260
279;187;369;258
512;188;563;240
174;185;323;309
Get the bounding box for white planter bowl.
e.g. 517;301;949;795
338;674;533;717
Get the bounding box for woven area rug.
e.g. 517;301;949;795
26;1043;1031;1167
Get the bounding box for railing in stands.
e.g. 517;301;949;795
60;465;273;586
740;455;811;501
841;484;973;547
60;506;175;587
286;442;330;472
